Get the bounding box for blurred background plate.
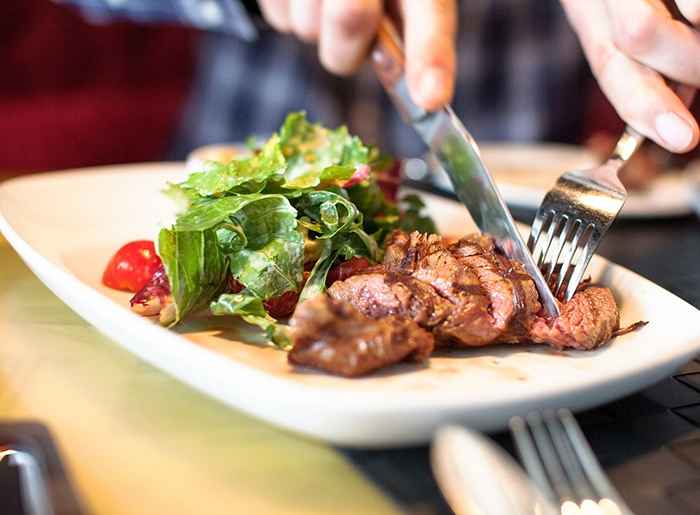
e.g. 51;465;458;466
429;143;700;219
185;143;249;172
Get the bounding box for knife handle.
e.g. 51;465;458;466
372;19;404;89
371;17;429;122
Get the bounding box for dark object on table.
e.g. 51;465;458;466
0;422;86;515
288;295;434;377
328;230;619;351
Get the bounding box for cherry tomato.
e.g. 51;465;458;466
103;240;162;292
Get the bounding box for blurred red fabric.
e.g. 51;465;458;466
0;0;196;172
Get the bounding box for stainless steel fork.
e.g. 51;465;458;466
510;409;635;515
528;127;644;301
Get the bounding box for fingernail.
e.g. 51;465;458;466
655;112;693;151
417;67;448;109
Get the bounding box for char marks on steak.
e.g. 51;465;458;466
288;295;434;377
329;230;545;347
449;235;541;342
326;230;619;352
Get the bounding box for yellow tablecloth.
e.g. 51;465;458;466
0;236;399;514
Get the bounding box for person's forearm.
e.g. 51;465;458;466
55;0;258;39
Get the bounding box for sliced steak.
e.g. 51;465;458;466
383;230;541;345
434;296;498;346
385;230;484;304
383;231;499;345
327;271;499;347
288;295;434;377
304;230;621;369
384;231;445;276
529;286;619;350
450;235;541;342
327;273;453;328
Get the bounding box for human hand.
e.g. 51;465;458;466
561;0;700;153
257;0;456;111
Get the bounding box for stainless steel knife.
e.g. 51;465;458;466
371;19;560;317
432;426;558;515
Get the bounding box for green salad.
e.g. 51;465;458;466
158;112;435;347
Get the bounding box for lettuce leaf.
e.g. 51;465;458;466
225;196;304;299
295;189;380;260
157;227;228;324
177;194;303;298
175;196;259;232
295;189;381;302
298;231;374;303
162;193;303;327
279;112;370;189
180;135;286;197
211;293;291;349
346;179;394;221
295;189;361;239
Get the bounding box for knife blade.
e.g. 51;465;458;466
432;426;558;515
371;19;560;317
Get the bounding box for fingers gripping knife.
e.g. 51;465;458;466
371;19;561;317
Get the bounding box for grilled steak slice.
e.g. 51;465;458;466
384;231;444;275
385;231;484;304
449;235;541;342
327;273;453;328
288;295;434;377
327;272;501;345
327;231;620;351
383;231;499;345
529;286;619;350
382;230;541;345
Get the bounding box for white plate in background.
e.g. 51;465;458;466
431;143;700;218
1;163;699;447
185;143;248;173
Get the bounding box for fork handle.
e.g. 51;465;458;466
610;126;645;162
611;82;696;163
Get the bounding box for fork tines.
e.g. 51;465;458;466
510;409;634;515
527;126;642;303
528;207;599;301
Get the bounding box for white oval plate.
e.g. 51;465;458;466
431;143;700;218
1;163;699;448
